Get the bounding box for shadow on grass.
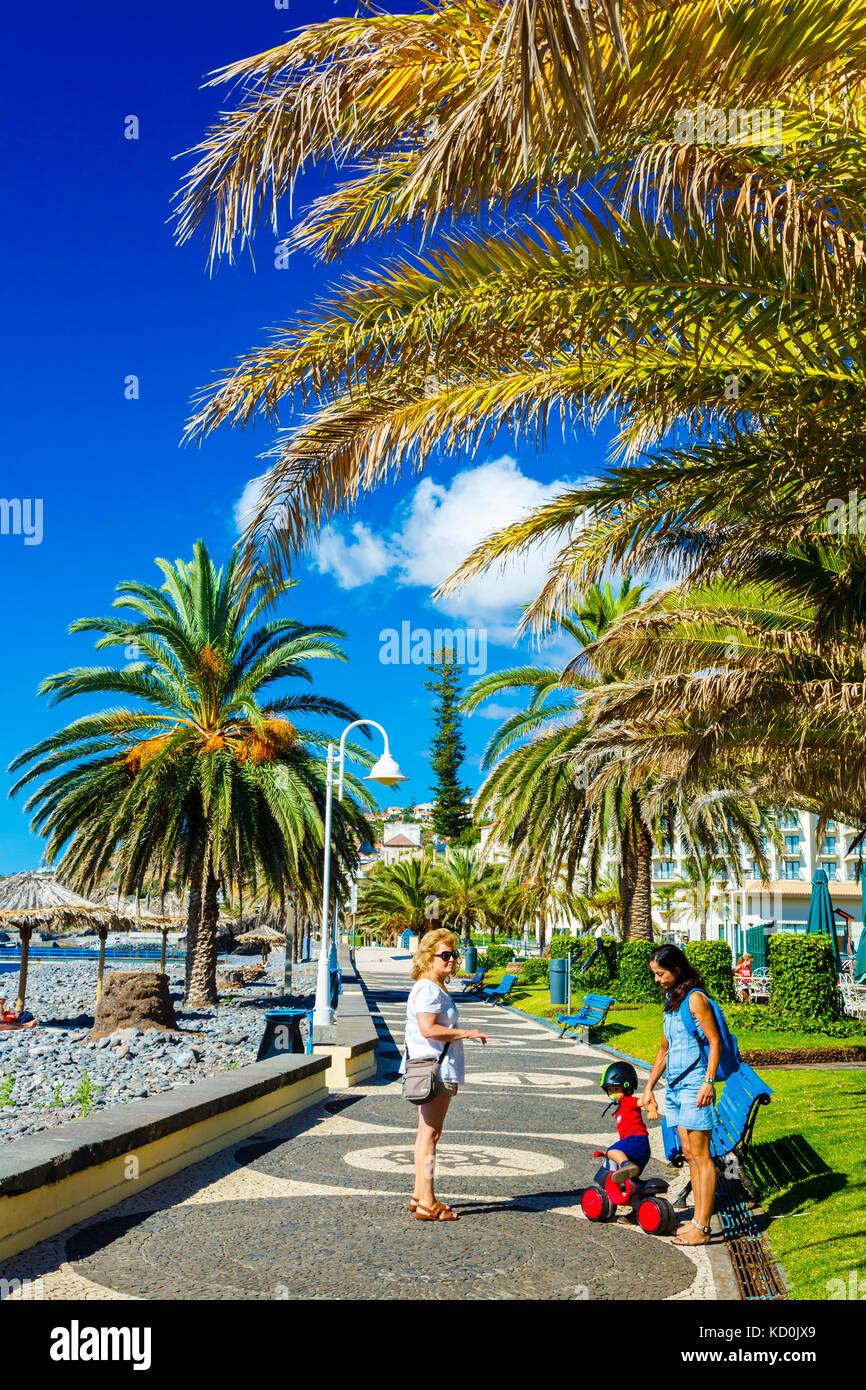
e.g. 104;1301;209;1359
745;1133;846;1215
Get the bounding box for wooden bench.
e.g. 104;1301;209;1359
555;993;617;1042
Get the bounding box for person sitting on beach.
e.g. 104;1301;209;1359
0;997;37;1027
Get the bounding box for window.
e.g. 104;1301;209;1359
783;861;800;880
848;864;861;882
785;835;800;855
826;820;836;831
656;860;676;880
823;861;838;880
779;811;799;829
823;836;836;854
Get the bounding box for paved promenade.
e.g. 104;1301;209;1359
2;948;729;1300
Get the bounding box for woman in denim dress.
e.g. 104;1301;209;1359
640;945;722;1246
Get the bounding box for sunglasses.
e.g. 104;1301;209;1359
434;951;459;962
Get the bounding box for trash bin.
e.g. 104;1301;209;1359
257;1008;313;1060
463;945;478;974
330;967;342;1012
549;957;569;1007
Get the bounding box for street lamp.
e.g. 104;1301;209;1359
313;719;407;1027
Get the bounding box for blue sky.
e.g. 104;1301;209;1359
0;0;616;872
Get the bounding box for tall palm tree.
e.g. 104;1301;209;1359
465;579;767;938
10;542;373;1007
567;542;866;833
430;848;501;944
171;1;866;594
356;857;435;944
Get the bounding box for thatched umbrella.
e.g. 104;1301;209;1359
88;888;185;972
0;872;122;1010
237;924;286;965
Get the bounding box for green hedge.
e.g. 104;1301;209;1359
520;957;549;985
724;1003;863;1037
685;940;734;1002
767;934;838;1021
616;941;659;1002
548;935;620;988
479;943;515;970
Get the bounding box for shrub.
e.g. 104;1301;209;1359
554;935;620;988
724;1003;865;1038
479;943;515;970
685;940;734;1003
548;934;578;958
616;941;658;1002
767;934;838;1020
520;958;549;985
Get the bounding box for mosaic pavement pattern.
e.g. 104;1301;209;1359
1;951;717;1301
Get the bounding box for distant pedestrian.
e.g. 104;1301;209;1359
401;927;488;1221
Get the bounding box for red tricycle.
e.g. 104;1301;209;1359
581;1151;676;1235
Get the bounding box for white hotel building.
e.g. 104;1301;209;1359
653;810;864;953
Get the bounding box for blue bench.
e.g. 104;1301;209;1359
460;968;488;995
662;1061;773;1176
556;993;617;1041
481;973;519;1004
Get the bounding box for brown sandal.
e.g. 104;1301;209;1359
414;1201;458;1221
409;1197;452;1213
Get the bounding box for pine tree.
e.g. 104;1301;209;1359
424;648;472;842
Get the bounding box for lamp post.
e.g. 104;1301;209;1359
313;720;407;1027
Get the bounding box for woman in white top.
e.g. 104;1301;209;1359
402;927;488;1221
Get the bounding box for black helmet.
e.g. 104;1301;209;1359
600;1061;638;1096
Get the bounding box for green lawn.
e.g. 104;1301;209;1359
478;974;866;1300
743;1071;866;1300
484;975;862;1059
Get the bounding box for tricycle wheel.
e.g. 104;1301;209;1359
637;1196;676;1235
581;1184;614;1222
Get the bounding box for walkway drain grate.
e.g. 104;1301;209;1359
716;1173;787;1300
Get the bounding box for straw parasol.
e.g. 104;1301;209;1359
88;887;186;971
237;923;286;963
0;872;123;1009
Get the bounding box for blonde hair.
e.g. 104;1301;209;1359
412;927;459;982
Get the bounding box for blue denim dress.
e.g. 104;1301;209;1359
663;992;717;1132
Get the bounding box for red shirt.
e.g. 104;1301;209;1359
615;1095;648;1141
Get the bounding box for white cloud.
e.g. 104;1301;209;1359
472;701;522;721
312;522;392;589
303;455;576;638
234;476;268;534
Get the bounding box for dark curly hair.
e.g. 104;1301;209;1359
649;944;708;1011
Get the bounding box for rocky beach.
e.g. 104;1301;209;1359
0;953;316;1144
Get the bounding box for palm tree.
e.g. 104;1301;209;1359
565;544;866;832
465;579;767;938
10;542;373;1007
430;848;501;944
669;852;728;943
356;857;435;944
652;882;680;941
170;1;865;596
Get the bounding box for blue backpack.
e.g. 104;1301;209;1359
679;988;741;1082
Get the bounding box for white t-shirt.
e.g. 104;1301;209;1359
401;978;465;1084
